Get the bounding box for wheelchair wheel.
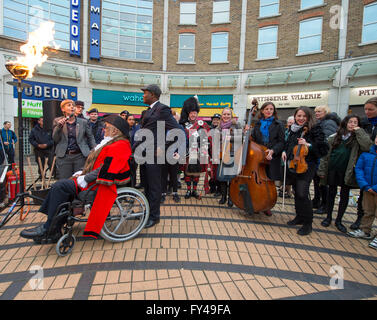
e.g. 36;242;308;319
100;187;149;242
56;234;76;257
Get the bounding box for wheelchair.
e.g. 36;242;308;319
40;184;149;257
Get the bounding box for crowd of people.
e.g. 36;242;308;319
1;84;375;250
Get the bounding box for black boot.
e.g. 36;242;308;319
287;216;305;226
350;214;363;230
335;210;347;233
297;223;312;236
219;182;227;205
312;198;320;209
185;190;191;199
191;190;200;199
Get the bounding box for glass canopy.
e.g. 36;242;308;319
88;69;161;86
347;60;377;79
168;75;239;88
3;54;81;80
245;65;340;87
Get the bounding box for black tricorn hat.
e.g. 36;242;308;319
183;96;200;113
211;113;221;119
104;115;130;139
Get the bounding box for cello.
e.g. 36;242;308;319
229;99;277;214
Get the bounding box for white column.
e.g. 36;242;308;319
338;0;349;60
238;0;248;71
162;0;169;72
82;0;89;64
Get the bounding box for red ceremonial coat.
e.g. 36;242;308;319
75;138;132;239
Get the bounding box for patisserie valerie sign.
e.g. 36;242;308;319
248;90;328;108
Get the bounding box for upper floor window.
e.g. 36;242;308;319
178;33;195;63
298;17;323;54
259;0;279;18
300;0;324;10
101;0;153;61
212;0;230;24
211;32;228;63
362;2;377;44
257;26;278;59
180;2;196;25
2;0;70;50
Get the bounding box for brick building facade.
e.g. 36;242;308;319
0;0;376;156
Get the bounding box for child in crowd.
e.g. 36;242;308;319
348;135;377;250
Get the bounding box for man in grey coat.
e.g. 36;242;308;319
53;99;96;179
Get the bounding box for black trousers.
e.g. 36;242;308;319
287;162;317;225
313;173;328;205
326;184;350;222
162;163;179;193
144;163;162;221
39;179;77;230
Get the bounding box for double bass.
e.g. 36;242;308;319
229;99;277;214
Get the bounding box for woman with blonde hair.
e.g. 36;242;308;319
217;107;242;206
312;105;340;214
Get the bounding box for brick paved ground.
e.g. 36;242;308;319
0;165;376;301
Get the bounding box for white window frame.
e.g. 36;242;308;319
361;2;377;45
300;0;324;11
297;17;323;55
101;0;154;61
259;0;280;18
257;26;278;60
210;32;229;63
178;33;195;63
180;2;196;25
2;0;70;50
212;0;230;24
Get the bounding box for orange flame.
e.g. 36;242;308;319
11;21;60;78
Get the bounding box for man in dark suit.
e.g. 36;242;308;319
53;99;96;179
134;84;181;228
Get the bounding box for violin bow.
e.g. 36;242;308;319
282;159;287;210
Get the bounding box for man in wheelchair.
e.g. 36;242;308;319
20;115;132;243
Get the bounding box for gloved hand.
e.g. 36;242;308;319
76;175;88;189
73;170;82;177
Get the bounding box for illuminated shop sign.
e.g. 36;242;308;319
70;0;81;56
90;0;101;60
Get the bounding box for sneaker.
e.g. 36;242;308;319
369;237;377;250
347;229;373;240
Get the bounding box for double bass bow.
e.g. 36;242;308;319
229;99;277;214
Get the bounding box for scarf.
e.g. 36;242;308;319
220;120;233;130
260;117;274;144
290;123;303;133
342;133;351;141
369;116;377;126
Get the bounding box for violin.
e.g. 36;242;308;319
229;98;277;214
288;127;309;174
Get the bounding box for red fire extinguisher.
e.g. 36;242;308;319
6;163;25;201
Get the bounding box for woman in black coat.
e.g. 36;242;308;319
282;106;329;236
251;102;285;216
